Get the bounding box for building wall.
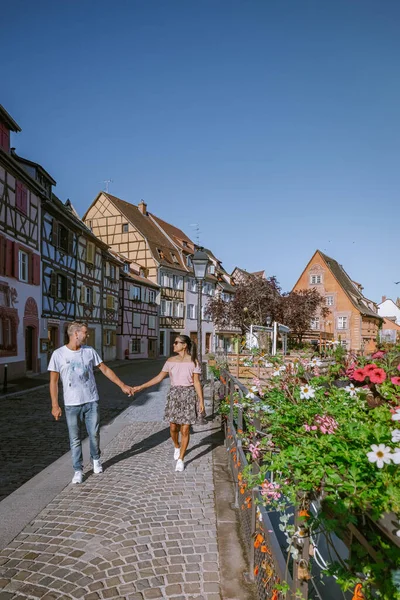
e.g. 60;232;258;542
0;165;42;379
378;299;400;325
184;279;214;354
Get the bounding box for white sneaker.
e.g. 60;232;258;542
72;471;83;484
174;447;180;460
93;459;103;474
175;459;184;472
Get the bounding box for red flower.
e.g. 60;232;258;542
369;368;387;384
391;376;400;386
352;368;366;382
363;363;378;376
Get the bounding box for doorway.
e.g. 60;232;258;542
148;338;157;358
25;326;35;371
205;333;211;353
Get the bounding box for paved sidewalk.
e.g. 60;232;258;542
0;420;223;600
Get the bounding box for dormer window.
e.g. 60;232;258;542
123;263;130;273
186;255;193;267
208;265;215;275
157;248;165;260
182;240;188;247
171;253;179;264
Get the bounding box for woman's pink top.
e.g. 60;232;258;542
162;360;201;387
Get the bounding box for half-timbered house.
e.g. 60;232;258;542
0;105;46;379
83;193;188;356
117;259;160;360
42;195;122;362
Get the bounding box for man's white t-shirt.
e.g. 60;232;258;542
48;345;103;406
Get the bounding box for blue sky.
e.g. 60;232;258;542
2;0;399;302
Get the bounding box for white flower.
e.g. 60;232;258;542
392;409;400;422
245;392;255;400
345;383;358;398
310;357;322;367
392;430;400;443
367;444;393;468
272;370;281;377
250;386;259;393
396;530;400;538
279;365;286;372
300;385;316;400
391;448;400;464
264;361;273;367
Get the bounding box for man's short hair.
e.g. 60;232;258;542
67;321;88;337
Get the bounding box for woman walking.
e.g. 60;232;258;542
132;335;205;472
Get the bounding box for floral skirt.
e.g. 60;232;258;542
164;385;198;425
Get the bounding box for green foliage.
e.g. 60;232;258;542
235;351;400;598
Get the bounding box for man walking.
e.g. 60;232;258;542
49;321;132;484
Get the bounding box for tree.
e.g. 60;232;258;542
279;288;329;344
205;276;282;336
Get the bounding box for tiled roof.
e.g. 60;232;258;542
149;214;195;250
104;194;188;273
319;251;381;319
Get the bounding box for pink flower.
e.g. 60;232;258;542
369;368;387;384
364;363;378;376
249;442;261;461
353;368;366;382
303;424;311;432
372;351;386;359
346;363;356;377
391;377;400;386
261;481;281;501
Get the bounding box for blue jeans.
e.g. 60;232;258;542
65;401;100;471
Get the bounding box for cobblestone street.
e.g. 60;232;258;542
0;360;164;501
0;419;224;600
0;360;256;600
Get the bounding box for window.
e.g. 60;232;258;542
202;282;214;296
161;272;173;288
133;312;141;328
173;275;183;290
310;318;320;330
208;265;215;275
131;338;141;353
123;263;130;273
122;223;129;233
188;278;197;292
86;242;95;264
85;287;93;305
58;225;70;253
148;289;156;303
310;274;322;285
148;315;156;330
187;304;196;320
202;306;210;321
186;255;192;267
130;286;141;301
110;264;116;280
171;253;179;264
338;316;348;330
221;292;231;302
104;330;116;346
172;301;184;318
57;274;68;300
161;300;172;316
326;295;334;306
157;248;165;260
15;181;28;214
18;250;28;282
106;294;115;310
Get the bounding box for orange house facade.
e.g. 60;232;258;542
293;250;382;354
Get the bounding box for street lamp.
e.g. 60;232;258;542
192;248;209;370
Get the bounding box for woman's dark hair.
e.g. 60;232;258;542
176;334;198;366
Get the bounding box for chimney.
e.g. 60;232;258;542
138;199;147;215
382;295;386;303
